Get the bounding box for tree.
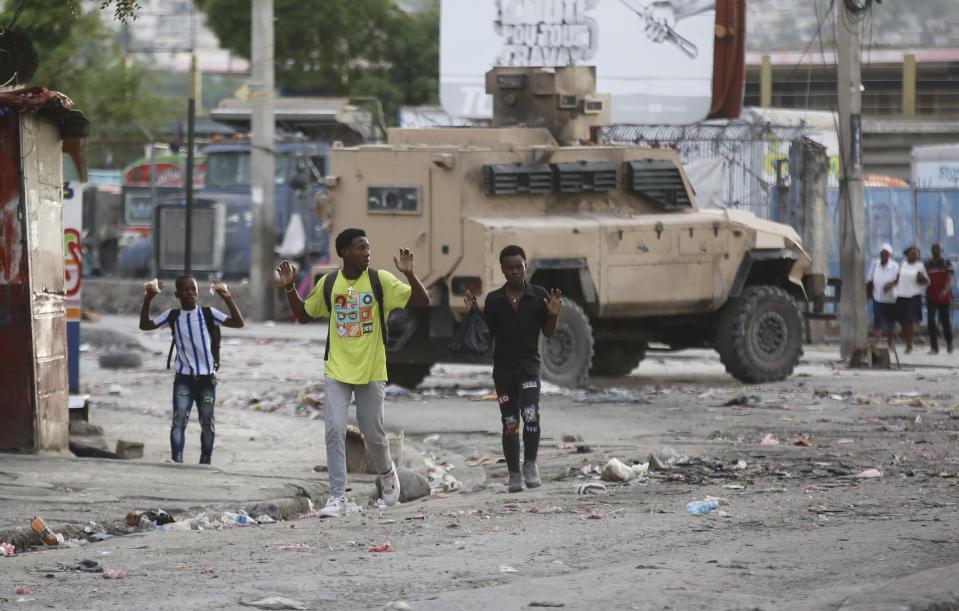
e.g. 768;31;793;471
194;0;439;123
1;0;175;165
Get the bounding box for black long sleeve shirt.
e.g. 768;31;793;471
482;282;550;375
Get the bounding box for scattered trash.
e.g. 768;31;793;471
368;541;393;553
529;603;566;608
102;568;126;579
733;460;747;470
601;458;649;482
687;500;719;515
255;515;276;525
240;596;308;610
423;434;440;443
529;506;563;514
384;384;412;397
578;513;604;520
30;516;63;546
0;542;14;557
760;434;781;446
466;455;498;466
575;444;593;453
561;434;583;443
199;567;216;574
722;394;761;407
126;510;175;528
14;586;32;595
73;559;104;573
499;565;518;573
107;383;131;396
220;511;256;526
386;602;412;610
856;468;882;479
793;435;813;447
575;482;608;495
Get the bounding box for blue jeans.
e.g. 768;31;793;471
171;374;216;463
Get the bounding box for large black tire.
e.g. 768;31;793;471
386;362;433;389
590;342;646;377
716;285;803;384
539;298;593;388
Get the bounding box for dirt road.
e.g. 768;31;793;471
2;316;958;610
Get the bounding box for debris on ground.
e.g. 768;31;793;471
760;434;781;446
601;458;649;482
793;435;813;447
15;586;32;595
722;394;762;407
30;516;63;546
0;542;14;557
579;513;604;520
368;541;393;552
529;602;566;608
687;500;719;515
499;565;518;573
240;596;309;610
575;482;608;495
102;568;126;579
856;468;883;479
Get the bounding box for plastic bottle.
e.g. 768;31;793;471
220;512;253;526
125;512;143;527
30;516;60;546
686;500;719;515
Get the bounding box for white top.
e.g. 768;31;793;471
152;307;228;375
896;260;927;298
867;259;900;304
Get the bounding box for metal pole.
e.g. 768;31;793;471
250;0;276;321
185;97;196;275
837;2;867;360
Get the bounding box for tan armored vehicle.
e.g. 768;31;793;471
316;66;824;388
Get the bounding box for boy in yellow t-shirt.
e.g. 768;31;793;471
277;228;429;517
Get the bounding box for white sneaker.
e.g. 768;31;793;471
319;495;348;518
379;462;401;507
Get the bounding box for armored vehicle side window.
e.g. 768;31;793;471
367;187;420;214
486;164;552;196
625;160;692;210
552;161;616;193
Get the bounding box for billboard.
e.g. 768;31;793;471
440;0;717;123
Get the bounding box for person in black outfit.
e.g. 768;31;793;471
465;245;561;492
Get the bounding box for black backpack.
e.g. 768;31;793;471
321;269;386;361
165;306;221;372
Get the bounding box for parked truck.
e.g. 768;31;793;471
316;66;825;388
151;98;377;278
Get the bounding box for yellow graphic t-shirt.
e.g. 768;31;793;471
303;269;412;384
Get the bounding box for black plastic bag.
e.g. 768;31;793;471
449;308;491;355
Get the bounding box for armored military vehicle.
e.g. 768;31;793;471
317;66;824;388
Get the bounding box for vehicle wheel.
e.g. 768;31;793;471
539;298;593;388
386;362;433;389
590;342;646;377
716;285;803;383
98;351;143;370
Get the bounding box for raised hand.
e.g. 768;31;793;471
394;248;415;275
212;278;231;299
144;279;164;297
545;288;562;316
276;260;297;286
464;288;477;311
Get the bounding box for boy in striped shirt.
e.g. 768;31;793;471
139;275;244;464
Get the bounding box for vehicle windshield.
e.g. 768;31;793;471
206;151;289;189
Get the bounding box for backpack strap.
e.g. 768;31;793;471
201;306;220;371
165;309;181;370
322;271;338;362
321;269;388;362
367;268;388;346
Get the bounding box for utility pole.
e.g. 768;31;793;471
250;0;276;321
836;1;867;361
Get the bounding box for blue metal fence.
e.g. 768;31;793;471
823;188;959;326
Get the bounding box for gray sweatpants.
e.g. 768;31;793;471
324;378;392;497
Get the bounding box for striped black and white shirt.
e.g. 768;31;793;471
152;307;228;376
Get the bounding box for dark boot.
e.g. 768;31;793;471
199;455;211;465
172;452;183;463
